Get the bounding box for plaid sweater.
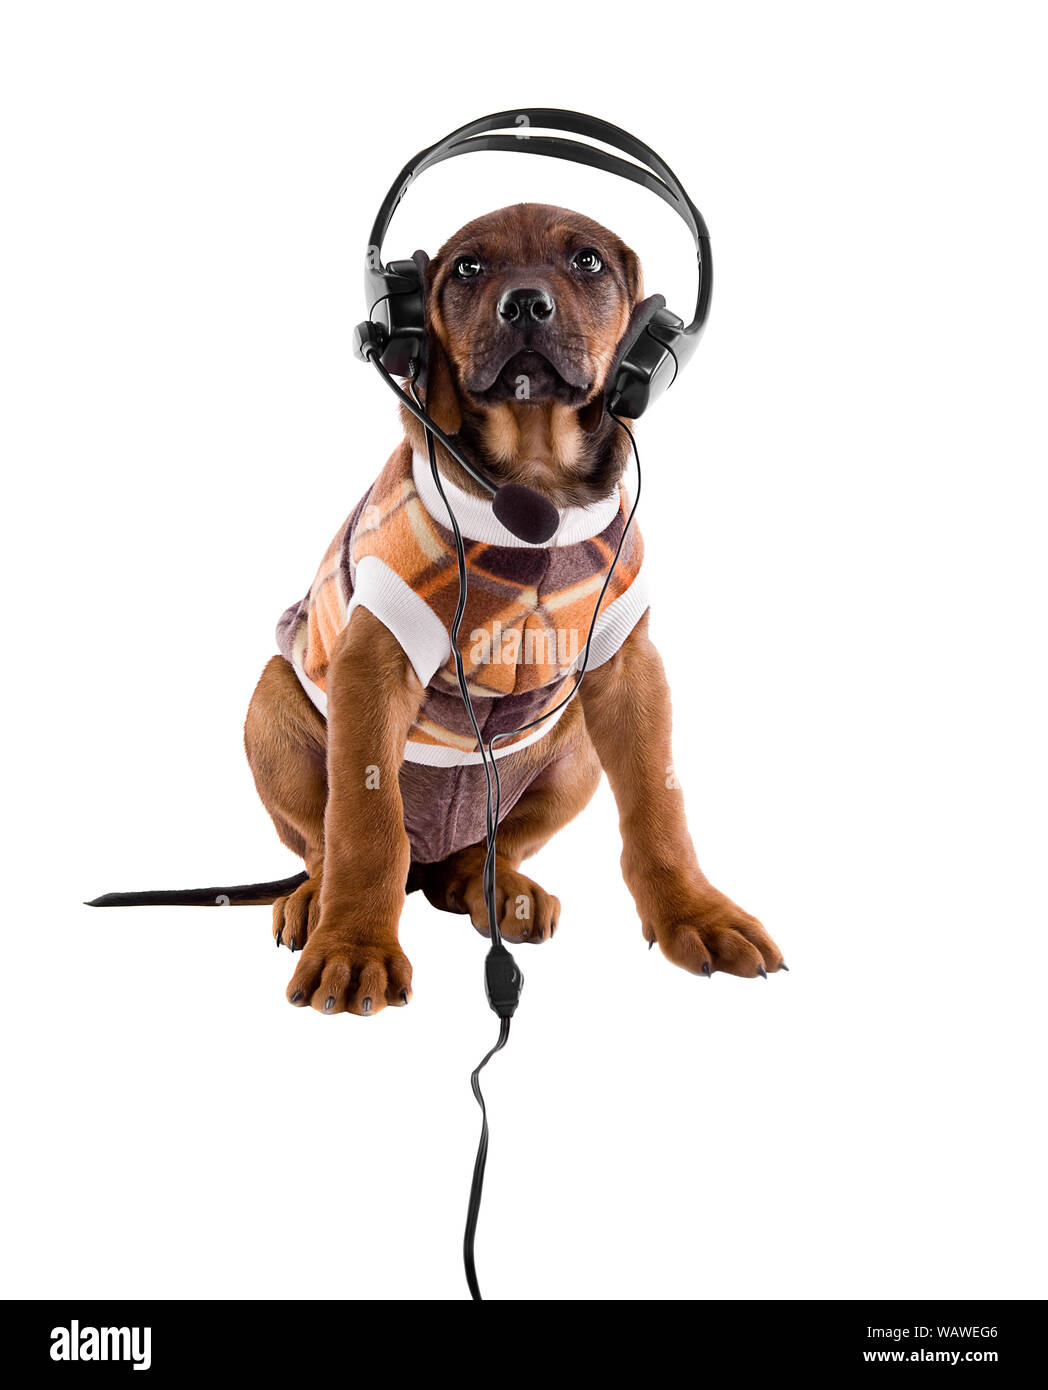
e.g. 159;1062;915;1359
277;440;647;766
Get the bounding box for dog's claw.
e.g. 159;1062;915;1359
551;921;558;936
324;996;334;1012
757;965;768;979
648;939;655;951
362;997;372;1014
780;962;790;972
290;990;304;1005
289;937;297;953
400;989;410;1005
701;961;711;976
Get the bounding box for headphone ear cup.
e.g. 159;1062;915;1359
370;256;426;378
410;250;431;379
607;294;692;419
610;295;666;378
590;295;666;424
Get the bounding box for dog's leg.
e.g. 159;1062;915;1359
421;716;601;943
244;655;329;949
580;612;785;977
284;609;424;1015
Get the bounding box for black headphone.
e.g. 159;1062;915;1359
353;109;712;512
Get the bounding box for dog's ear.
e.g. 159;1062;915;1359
424;332;463;435
577;239;645;434
413;250;462;435
619;240;644;304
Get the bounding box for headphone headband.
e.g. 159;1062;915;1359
356;108;712;418
367;108;710;341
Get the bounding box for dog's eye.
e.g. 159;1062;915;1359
571;248;604;274
454;255;483;279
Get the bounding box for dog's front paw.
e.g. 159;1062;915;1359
285;926;413;1015
646;887;785;979
273;875;321;952
458;864;560;944
425;850;560;943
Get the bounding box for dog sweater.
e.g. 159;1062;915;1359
276;440;647;767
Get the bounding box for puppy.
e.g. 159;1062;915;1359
244;202;784;1015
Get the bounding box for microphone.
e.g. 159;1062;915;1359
492;484;560;544
357;327;560;544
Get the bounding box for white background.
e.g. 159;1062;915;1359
1;1;1045;1302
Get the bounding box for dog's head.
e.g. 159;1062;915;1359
413;203;643;505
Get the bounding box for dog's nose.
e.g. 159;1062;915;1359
497;286;555;325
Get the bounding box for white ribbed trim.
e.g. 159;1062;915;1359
400;569;649;765
289;654;568;764
346;555;451;688
286;554;450;717
576;567;651;671
291;657;328;717
412;449;620;547
402;701;568;766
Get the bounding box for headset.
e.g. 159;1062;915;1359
353;107;712;544
354;110;711;1298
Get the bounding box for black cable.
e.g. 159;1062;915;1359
388;359;642;1300
408;380;505;946
463;1015;510;1301
367;346;510;501
481;416;642;916
427;407;642;1302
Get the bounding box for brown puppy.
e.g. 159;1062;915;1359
245;203;783;1015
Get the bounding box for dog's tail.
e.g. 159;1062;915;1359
84;872;308;908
